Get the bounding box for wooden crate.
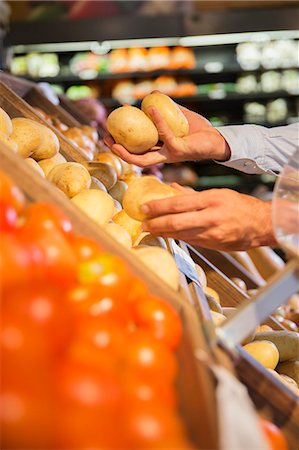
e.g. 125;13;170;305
0;100;219;450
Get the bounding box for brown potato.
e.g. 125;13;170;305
31;124;59;160
47;162;91;198
71;189;114;226
141;92;189;138
38;153;67;176
0;131;18;153
107;105;158;154
243;341;279;370
133;232;167;249
0;107;13;136
11;118;42;158
90;176;107;192
132;246;180;291
105;223;132;248
24;158;45;177
96;152;123;178
113;210;142;241
123;175;180;221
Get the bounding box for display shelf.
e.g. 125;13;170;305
20;64;299;84
100;90;299;108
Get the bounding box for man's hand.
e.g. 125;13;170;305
140;187;277;251
104;103;231;167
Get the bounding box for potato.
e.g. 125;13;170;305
141;92;189;138
24;158;45;177
113;210;142;241
254;331;299;362
109;180;128;204
47;162;91;198
277;361;299;385
255;325;273;333
38;153;67;176
11;118;42;157
133;232;167;249
0;107;13;135
204;287;220;304
231;277;247;292
107;105;158;154
211;311;226;327
105;223;132;248
121;172;141;186
90;176;107;192
123;176;180;221
83;162;117;190
31;124;59;160
267;369;299;394
243;341;279;369
11;118;59;160
71;189;114;226
119;159;133;177
132;246;180;291
0;131;18;153
96;152;123;178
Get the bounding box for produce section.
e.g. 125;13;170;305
3;72;298;448
1;3;299;448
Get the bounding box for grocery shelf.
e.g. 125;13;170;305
20;65;299;84
100;90;299;108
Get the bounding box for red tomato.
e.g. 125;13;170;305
55;362;123;448
0;201;18;232
71;235;104;262
2;284;72;363
23;202;73;238
122;374;177;408
123;402;188;449
122;330;178;383
66;284;132;326
19;224;77;287
0;171;26;214
68;318;128;370
0;234;32;289
1;383;55;449
127;276;149;305
132;295;183;350
260;419;288;450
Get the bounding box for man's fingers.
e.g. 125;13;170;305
147;106;175;144
110;144;165;167
142;209;215;234
142;191;217;217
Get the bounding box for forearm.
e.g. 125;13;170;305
250;200;278;248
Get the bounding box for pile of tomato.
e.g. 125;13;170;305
0;171;191;449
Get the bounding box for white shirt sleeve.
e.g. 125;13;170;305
215;123;299;175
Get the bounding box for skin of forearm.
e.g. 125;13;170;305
183;129;231;162
251;201;278;248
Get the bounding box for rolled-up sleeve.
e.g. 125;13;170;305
216;123;299;174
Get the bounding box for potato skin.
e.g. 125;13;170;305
11;118;41;158
141;92;189;138
71;189;115;226
0;107;13;136
254;331;299;362
107;105;159;154
0;131;18;153
123;176;179;221
243;340;279;369
38;153;67;176
47;162;91;198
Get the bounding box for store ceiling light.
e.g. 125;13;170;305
12;29;299;54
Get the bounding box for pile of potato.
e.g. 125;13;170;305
0;106;182;291
203;275;299;396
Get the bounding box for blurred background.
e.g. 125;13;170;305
1;0;298;194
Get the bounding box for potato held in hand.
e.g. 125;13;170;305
141;92;189;138
107;105;158;154
47;162;91;198
123;176;180;221
132;246;180;291
71;189;115;226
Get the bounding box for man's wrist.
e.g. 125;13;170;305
213;130;231;162
254;201;278;248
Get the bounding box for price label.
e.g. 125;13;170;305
171;240;201;286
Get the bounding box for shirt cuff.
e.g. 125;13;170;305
215;125;268;174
